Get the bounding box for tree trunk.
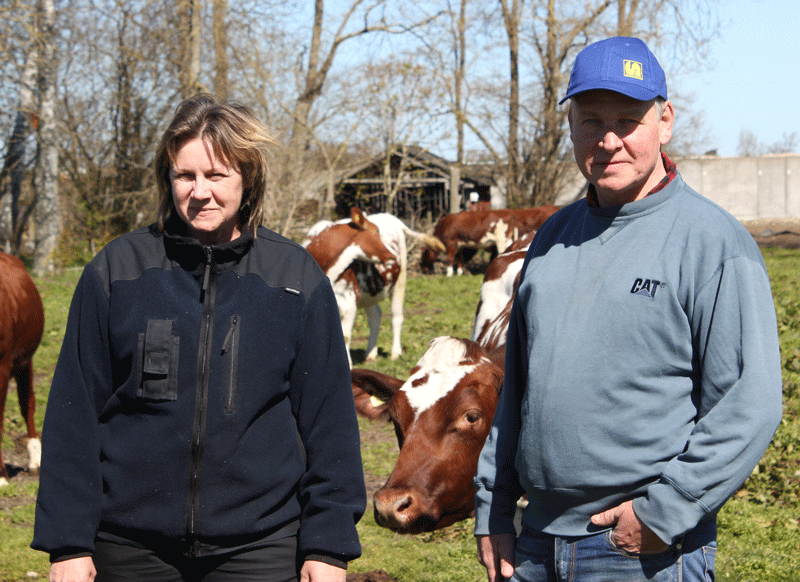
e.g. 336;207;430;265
32;0;60;275
0;41;38;253
449;0;466;213
500;0;522;205
180;0;203;98
213;0;229;100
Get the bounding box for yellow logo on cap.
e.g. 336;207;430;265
623;60;643;80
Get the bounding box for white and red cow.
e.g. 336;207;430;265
1;252;44;486
352;336;504;533
420;205;559;276
304;207;444;365
470;230;535;352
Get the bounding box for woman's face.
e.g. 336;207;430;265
170;137;244;245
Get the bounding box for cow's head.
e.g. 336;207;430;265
418;244;440;274
305;207;396;279
352;336;504;534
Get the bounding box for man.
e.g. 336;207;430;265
474;36;782;582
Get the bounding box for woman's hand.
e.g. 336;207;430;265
49;556;96;582
299;559;346;582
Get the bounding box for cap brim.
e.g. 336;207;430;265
560;82;664;104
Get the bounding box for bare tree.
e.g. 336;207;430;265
524;0;611;206
738;130;798;157
498;0;523;205
32;0;59;274
512;0;720;206
0;37;37;253
355;57;447;212
212;0;228;100
767;133;798;155
179;0;204;98
275;0;441;232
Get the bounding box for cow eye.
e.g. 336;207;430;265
464;410;482;424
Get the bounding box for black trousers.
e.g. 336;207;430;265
93;534;298;582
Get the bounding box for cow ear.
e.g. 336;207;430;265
494;369;504;396
353;388;391;420
351;368;403;420
350;207;366;230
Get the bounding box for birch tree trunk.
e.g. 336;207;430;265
32;0;60;275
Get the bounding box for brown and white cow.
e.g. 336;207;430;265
352;336;504;533
419;205;558;276
304;207;444;365
471;229;535;351
0;252;44;486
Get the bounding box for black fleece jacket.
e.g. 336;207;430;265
32;218;365;564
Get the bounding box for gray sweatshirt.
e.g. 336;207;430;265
474;173;782;545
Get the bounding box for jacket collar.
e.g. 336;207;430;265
157;213;254;273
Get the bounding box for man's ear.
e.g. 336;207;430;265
659;100;675;146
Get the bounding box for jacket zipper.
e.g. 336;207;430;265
186;246;216;555
222;314;240;414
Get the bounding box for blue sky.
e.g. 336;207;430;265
676;0;800;156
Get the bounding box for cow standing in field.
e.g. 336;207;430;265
351;336;504;534
304;207;444;365
0;253;44;486
419;205;559;276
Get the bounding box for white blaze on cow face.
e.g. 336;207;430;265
401;337;481;416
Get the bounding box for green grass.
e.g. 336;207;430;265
2;252;799;581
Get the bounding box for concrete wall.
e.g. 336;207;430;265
554;153;800;220
678;154;800;220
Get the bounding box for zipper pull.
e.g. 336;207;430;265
201;247;212;301
222;315;238;354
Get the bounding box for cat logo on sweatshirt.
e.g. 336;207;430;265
630;278;663;299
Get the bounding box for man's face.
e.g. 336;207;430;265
569;90;673;207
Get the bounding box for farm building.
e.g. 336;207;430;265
305;145;498;222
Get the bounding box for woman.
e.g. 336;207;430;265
32;95;366;582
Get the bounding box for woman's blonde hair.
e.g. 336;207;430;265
154;94;276;231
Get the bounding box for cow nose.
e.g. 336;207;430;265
373;488;424;532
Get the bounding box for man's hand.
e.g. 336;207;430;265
477;533;515;582
299;559;346;582
49;556;96;582
591;500;669;554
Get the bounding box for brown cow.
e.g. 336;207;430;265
352;336;504;533
420;205;558;276
0;252;44;485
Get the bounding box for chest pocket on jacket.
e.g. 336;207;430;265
137;319;179;400
222;314;241;415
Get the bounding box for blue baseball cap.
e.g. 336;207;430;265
560;36;668;104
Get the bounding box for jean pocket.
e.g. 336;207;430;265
137;319;179;400
606;530;674;560
700;545;716;581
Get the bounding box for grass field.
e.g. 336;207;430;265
1;247;799;581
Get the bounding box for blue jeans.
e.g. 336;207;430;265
510;519;716;582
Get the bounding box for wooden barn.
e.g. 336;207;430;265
328;145;496;222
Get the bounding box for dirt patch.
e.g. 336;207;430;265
742;218;800;249
347;569;400;582
0;431;39;511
